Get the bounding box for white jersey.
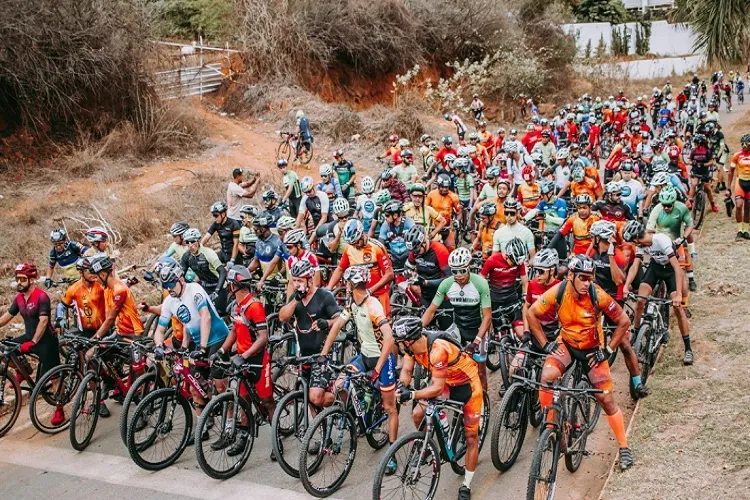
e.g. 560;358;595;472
158;283;229;347
635;232;675;266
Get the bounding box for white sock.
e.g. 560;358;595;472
463;470;474;489
687;271;694;279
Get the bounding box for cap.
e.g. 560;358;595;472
232;168;243;178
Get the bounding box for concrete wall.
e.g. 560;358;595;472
577;55;703;80
564;20;700;57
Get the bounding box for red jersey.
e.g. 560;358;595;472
481;253;526;302
434;146;458;168
286;249;319;273
338;239;392;296
526;279;560;328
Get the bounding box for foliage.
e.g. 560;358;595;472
634;21;652;56
670;0;750;64
584;39;593;59
596;34;608;58
611;25;632;57
147;0;233;42
574;0;629;24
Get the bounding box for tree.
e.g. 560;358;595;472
595;33;607;58
574;0;628;24
585;39;592;59
670;0;750;64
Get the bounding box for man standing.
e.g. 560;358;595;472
226;168;260;221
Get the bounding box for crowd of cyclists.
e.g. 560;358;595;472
0;71;747;500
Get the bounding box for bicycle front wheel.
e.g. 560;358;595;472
299;142;313;164
485;337;502;372
526;427;559;500
632;323;653;385
30;364;82;434
372;431;440;500
564;382;593;472
271;389;314;478
120;369;159;445
491;383;528;472
299;405;357;498
277;140;291;162
0;369;22;437
69;372;100;450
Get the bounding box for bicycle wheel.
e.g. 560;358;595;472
127;387;192;471
299;142;313;165
632;323;652;385
142;314;160;338
528;366;543;429
364;391;392;450
271;389;309;478
479;391;490;451
491;383;529;472
0;369;22;437
195;391;255;480
449;415;467;475
486;337;502;372
526;427;559;500
119;369;159;444
498;336;514;390
277;140;291;162
693;191;706;229
69;372;101;451
299;405;357;498
372;431;441;500
29;364;82;434
564;386;590;472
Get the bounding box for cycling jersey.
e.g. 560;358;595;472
536;198;568;231
589;248;627;299
647;202;692;241
426;189;461;226
570;178;598;199
351;294;389;358
591;200;633;222
434;146;459;168
635;232;675;266
518;183;541;210
560;214;601;255
159;282;228;347
393;163;417;190
403;203;442;234
477;182;497;203
356;194;377;232
300;191;331;226
690;145;713;167
492;223;535;254
481;253;525;303
333;160;356;190
453;175;475;203
432;274;491;342
9;288;54;339
526;279;560;332
254;232;288;279
732;151;750;181
284;170;302;199
620;180;645;214
49;241;89;279
379;218;416;265
407;241;450;302
410;338;480;389
181;246;222;289
232;293;267;363
532;141;556;165
207;217;241;259
292;288;341;356
384;179;409;203
286;249;319;273
105;278;144;336
338;238;392;297
60;280;106;332
476;219;500;257
318;178;343;199
262;206;285;226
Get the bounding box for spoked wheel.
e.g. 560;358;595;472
277;140;291;163
299;405;357;498
486;336;502;372
29;364;82;434
528;367;543;429
69;372;101;451
298;142;313;164
372;431;440;500
491;383;529;472
364;392;394;450
479;391;490;451
0;370;22;437
119;369;159;444
127;387;192;471
564;381;594;473
271;390;313;478
693;191;706;229
632;323;653;386
498;335;515;390
526;427;559;500
195;392;255;480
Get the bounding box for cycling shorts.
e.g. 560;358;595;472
441;382;482;434
543;341;613;393
735;179;750;201
690;166;712;182
238;350;273;399
347;352;397;392
642;262;677;295
458;325;488;363
14;333;60;382
304;361;336;391
460;200;471;209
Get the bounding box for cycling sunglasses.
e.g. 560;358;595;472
534;267;551;275
451;268;469;276
662;203;674;209
575;273;594;283
162;281;178;290
505;211;518;216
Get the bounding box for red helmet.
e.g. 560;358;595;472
667;145;680;159
15;262;38;279
522;165;535;182
389;134;398;142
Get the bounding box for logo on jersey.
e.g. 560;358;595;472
176;304;192;324
193;293;204;307
620;185;632;197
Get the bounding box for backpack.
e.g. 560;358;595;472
424;330;465;368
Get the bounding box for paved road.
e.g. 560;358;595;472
0;362;634;500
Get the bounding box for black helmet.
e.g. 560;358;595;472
436;174;452;188
170;221;189;237
210;201;228;214
262;189;278;201
383;200;403;216
392;316;423;342
252;215;273;228
404;226;426;250
567;254;595;274
442;135;453;145
227;266;253;288
50;228;68;243
89;254;114;273
742;134;750;146
478;202;497;217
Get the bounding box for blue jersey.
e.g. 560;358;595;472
535;198;568;231
379;217;416;262
318;178;343;198
158;283;228;347
298;117;312;141
255;233;288;278
49;241;88;269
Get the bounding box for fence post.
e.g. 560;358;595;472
226;42;231;80
199;35;204;100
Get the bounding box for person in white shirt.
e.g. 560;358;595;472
226;168;260;221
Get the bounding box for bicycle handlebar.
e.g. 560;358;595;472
511;374;605;394
627;293;673;304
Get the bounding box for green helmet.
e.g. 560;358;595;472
375;189;391;206
658;185;678;205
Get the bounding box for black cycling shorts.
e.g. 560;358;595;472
690;166;712;182
642;262;677;295
448;383;473;404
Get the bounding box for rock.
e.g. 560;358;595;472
702;280;741;296
351;134;361;142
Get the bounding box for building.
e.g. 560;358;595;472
622;0;675;12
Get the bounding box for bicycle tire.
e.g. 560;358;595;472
29;364;82;434
693;191;706;229
0;369;22;437
69;372;100;451
127;387;192;471
485;336;502;372
491;383;528;472
364;390;391;450
277;140;291;163
299;142;314;165
119;369;158;444
372;431;440;500
526;427;558;500
479;391;490;452
528;364;543;428
299;405;357;498
564;383;590;472
632;323;652;385
142;314;160;338
271;389;307;478
195;391;255;480
498;336;514;390
448;414;467;475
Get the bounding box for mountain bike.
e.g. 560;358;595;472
487;301;523;377
629;293;672;387
277;131;313;165
0;339;47;437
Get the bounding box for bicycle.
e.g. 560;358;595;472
487;301;523;377
277;131;313;165
0;338;51;437
628;293;672;387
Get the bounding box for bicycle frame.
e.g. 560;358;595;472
339;368;388;436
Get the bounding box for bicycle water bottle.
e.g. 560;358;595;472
363;390;373;414
438;410;450;435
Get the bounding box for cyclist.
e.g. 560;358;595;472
535;181;568;232
444;112;468;142
327;197;354;261
318;163;343;199
587;221;650;399
688;134;718;213
592;182;634;222
227;167;260;220
523;249;560;350
284;228;321;290
332;149;356;201
470;94;484;122
328;219;394;316
528;254;634;470
727;134;750;239
452;157;476;212
560;164;600;201
246;215;288;295
44;228;88;287
321;266;399;473
532;130;557;166
379;200;416;270
238;227;258;273
393;316;483;500
427;173;462;251
404;226;451;326
492;198;535;258
517;165;541;212
56;257;106;339
380;168;409;203
180;228;229;315
202;201;241;265
163;222;195;276
297;176;331;246
431;136;459;171
404;183;446;241
622;221;692;365
296;110;313;156
83;226;114;261
279;260;342;408
552;193;601;258
276;215;297;242
481;238;528;342
619;161;645;217
278;159;302;218
356;176;378;235
423;247;492;391
392;149;418;190
260;189;284;226
472;203;501;258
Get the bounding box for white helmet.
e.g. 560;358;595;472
590;220;617;240
557;147;570;159
398;138;410;148
361;176;375;194
276;216;296;231
448;247;472;269
533;248;559;268
283;228;307;246
332;197;350;215
456;146;470;158
343;265;371;287
650;172;670;187
319;164;333;177
300;176;314;192
183;228;201;243
504;141;519;154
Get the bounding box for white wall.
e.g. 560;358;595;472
564;20;700;58
576;55;704;80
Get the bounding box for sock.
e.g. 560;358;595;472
687;271;695;280
606;408;628;448
739;222;746;233
631;375;642;387
539;388;553;410
463;470;475;489
683;335;692;351
688;242;696;255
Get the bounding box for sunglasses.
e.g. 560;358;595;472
412;193;424;197
534;268;550;275
451;268;469;276
337;215;349;220
505;211;517;216
662;203;674;209
162;281;178;290
575;274;594;283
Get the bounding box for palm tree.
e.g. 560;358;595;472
670;0;750;64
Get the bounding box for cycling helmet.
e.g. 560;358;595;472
504;238;528;265
428;141;438;151
252;215;273;228
404;226;427;250
183;228;202;243
409;182;427;194
573;193;593;206
333;148;344;158
170;222;189;237
533;248;559;269
392;316;423;342
277;159;288;168
383;200;403;216
401;149;414;159
486;166;500;179
227;266;253;288
605;182;622;195
300;176;314;193
283;228;307;246
276;216;296;231
443;113;451;121
389;134;398;142
541;130;551;138
504;141;519;154
381;168;394;180
332;197;350;215
503;198;520;211
651;172;670;186
375;190;391;206
567;254;595;274
566;113;575;121
620;160;634;172
622;220;645;242
343;265;370;287
448;247;472;269
479;202;497;217
539;181;556;195
50;228;67;243
361;176;375;194
262;189;278;201
522;165;535;182
590;220;617;240
443;154;457;165
557;147;570;159
290;259;315;279
240;205;260;218
342;219;364;244
666;145;680;159
86;226;109;243
75;257;92;272
741;134;750;146
453;157;471;171
478;121;487;128
571;165;585;182
319;164;333;177
239;227;257;244
442;136;453;145
510;129;518;136
436;174;452;188
659;185;678;205
652;157;669;172
540;118;549;126
14;262;39;279
210;201;228;214
468;132;480;142
693;134;707;145
398;138;410;148
158;261;183;284
419;134;432;143
703;121;716;133
89;254;114;273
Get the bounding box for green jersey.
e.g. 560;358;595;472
478;182;497;202
333;160;355;187
646;201;692;240
393;163;417;190
284;170;302;199
453;175;475;203
432;273;490;338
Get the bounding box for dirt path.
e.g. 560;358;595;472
601;106;750;499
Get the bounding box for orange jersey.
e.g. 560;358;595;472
476;220;500;257
61;280;106;332
570;177;599;200
426;189;461;225
732;150;750;181
411;339;481;390
518;183;541;210
560;214;601;255
105;279;144;336
534;282;623;350
338;238;392;296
